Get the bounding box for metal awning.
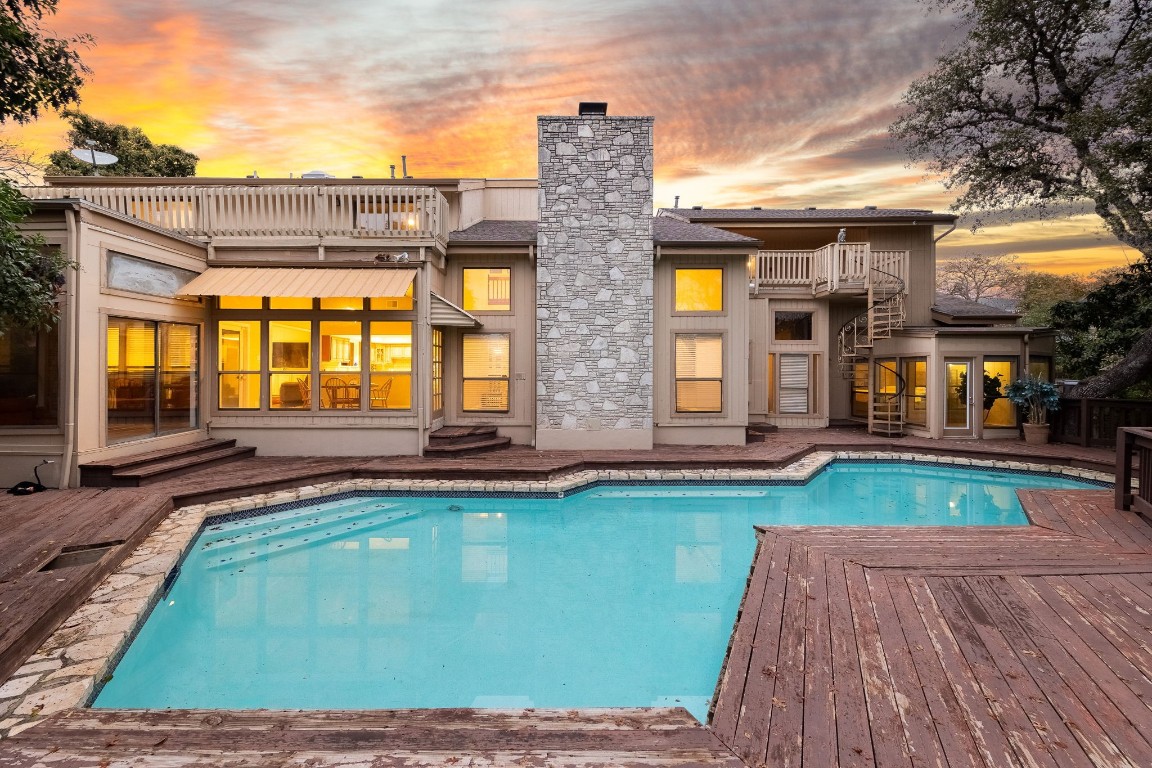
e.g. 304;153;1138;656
177;267;416;298
430;293;481;327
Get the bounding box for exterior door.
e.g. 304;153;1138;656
944;360;974;437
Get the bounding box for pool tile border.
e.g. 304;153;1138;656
0;451;1114;738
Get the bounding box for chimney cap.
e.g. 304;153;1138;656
578;102;608;116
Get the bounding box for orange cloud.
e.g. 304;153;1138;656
1;0;1133;274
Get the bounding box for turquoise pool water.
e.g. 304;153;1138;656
94;463;1100;719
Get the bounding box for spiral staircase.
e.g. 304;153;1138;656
837;265;908;436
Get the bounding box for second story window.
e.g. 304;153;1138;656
463;268;511;312
774;311;813;341
674;268;724;312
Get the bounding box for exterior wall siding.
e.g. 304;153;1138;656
535;115;655;450
653;252;749;443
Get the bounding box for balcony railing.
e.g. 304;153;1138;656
754;243;908;293
24;185;451;244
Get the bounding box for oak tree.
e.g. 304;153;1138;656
893;0;1152;396
46;111;198;177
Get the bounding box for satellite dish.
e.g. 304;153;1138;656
69;147;119;175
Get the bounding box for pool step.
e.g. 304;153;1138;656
80;439;256;487
202;499;406;553
204;507;422;569
425;425;511;457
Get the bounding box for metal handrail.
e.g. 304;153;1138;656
836;263;906;368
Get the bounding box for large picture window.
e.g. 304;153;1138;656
674;268;723;313
463;268;511;312
107;318;199;443
0;324;59;427
983;358;1017;427
218;316;415;413
675;334;723;413
369;321;412;410
462;334;510;412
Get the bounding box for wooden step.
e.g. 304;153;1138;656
80;439;256;488
424;435;512;457
427;425;499;445
745;423;778;444
114;446;258;486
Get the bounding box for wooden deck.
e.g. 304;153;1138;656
0;489;172;684
711;489;1152;767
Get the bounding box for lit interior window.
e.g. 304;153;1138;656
462;268;511;311
675;268;723;312
675;334;723;412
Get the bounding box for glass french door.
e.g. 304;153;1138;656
944;359;973;436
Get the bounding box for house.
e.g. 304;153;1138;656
1;105;1053;488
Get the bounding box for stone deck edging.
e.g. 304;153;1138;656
0;451;1113;738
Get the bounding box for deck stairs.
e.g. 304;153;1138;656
79;438;256;487
424;425;511;457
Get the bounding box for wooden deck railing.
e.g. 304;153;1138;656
1051;397;1152;447
1116;427;1151;516
24;185;451;243
755;243;908;294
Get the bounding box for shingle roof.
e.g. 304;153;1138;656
449;217;761;247
664;207;957;224
449;220;538;243
653;217;760;246
932;293;1021;319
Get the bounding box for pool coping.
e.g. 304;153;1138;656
0;451;1113;738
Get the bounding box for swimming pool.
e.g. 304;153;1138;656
93;462;1101;720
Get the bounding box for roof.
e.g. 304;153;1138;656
664;207;958;225
931;294;1022;327
449;220;538;244
450;217;761;248
932;293;1021;319
653;217;760;247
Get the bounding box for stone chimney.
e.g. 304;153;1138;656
535;108;654;450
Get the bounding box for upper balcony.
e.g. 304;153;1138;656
23;184;452;246
753;242;908;295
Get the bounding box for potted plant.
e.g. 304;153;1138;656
1004;374;1061;445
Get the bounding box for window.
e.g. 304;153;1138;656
982;358;1017;427
269;321;312;410
777;353;811;413
320;321;362;409
0;324;59;427
106;252;198;298
903;358;927;426
218;320;261;409
1029;357;1053;381
107;318;199;443
219;296;262;310
463;268;511;311
369;321;412;410
675;334;723;413
674;268;723;312
431;329;443;414
850;362;868;419
774;311;813;341
462;334;510;412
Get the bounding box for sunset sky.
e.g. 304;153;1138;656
4;0;1138;274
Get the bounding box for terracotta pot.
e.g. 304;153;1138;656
1022;423;1050;445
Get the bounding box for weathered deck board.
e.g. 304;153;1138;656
0;489;172;683
0;708;744;767
711;489;1152;767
